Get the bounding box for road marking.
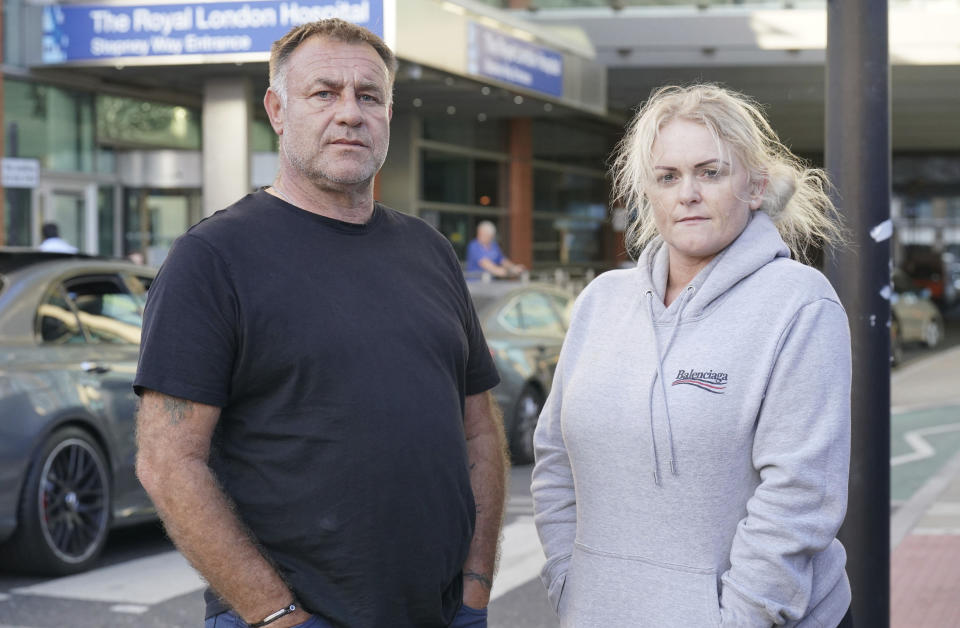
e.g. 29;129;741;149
891;422;960;466
110;604;150;614
928;501;960;515
912;527;960;535
6;516;544;610
491;515;544;602
892;445;960;550
11;551;204;605
506;494;535;516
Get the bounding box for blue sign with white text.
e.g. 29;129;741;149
42;0;382;63
467;22;563;99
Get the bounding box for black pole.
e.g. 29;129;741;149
824;1;890;627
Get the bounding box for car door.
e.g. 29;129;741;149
498;289;568;384
59;273;152;519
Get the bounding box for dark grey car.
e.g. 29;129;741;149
0;250;157;576
468;280;574;465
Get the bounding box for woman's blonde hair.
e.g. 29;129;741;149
610;83;845;263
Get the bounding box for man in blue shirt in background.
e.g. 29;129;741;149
465;220;526;278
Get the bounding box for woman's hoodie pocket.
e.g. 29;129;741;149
560;542;721;628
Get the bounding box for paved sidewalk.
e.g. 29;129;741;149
890;345;960;627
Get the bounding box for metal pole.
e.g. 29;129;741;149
824;1;890;626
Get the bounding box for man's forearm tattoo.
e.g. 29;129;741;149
464;570;493;591
163;397;191;425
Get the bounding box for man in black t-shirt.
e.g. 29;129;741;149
134;19;507;628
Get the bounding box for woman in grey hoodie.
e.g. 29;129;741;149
531;84;852;628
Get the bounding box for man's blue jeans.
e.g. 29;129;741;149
204;604;487;628
204;612;330;628
450;604;488;628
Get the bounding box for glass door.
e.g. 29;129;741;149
50;192;85;250
36;180;97;253
123;188;201;267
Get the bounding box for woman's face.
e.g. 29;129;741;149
647;118;761;276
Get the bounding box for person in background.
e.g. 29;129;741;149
532;84;853;628
466;220;526;278
38;222;78;253
135;19;507;628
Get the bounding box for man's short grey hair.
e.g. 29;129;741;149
269;18;397;107
477;220;497;235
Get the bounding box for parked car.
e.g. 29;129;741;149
892;268;945;353
468;280;575;464
0;250;157;576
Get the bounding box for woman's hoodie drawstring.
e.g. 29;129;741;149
645;285;694;487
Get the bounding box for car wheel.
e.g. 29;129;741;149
0;427;111;576
510;385;544;465
924;317;944;348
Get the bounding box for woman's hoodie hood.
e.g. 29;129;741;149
634;211;790;485
637;211;791;322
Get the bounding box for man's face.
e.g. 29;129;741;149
478;225;495;246
269;36;392;189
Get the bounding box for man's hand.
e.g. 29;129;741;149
461;391;510;609
478;257;509;278
135;390;304;626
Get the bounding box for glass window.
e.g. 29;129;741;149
4;189;32;246
4;80;95;172
422;151;470;204
421;152;504;211
534;217;603;264
50;191;85;252
124;189;199;265
475;160;501;207
498;291;565;338
64;277;142;345
97;94;200;150
251;117;278;152
38;289;84;345
3;0;23;66
500;301;522;331
534;169;607;217
903;199;933;219
547;293;573;328
423;118;506;153
533;167;607;264
99;187;116;256
97;145;116;175
948;197;960;221
533;119;615;169
435;211;470;260
133;274;153;294
517;292;565;337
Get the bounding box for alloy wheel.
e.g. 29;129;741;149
37;437;110;565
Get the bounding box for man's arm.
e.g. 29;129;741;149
461;391;510;608
135;390;311;628
501;256;526;275
478;257;509;278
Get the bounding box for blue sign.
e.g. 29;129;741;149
42;0;383;64
467;23;563;99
